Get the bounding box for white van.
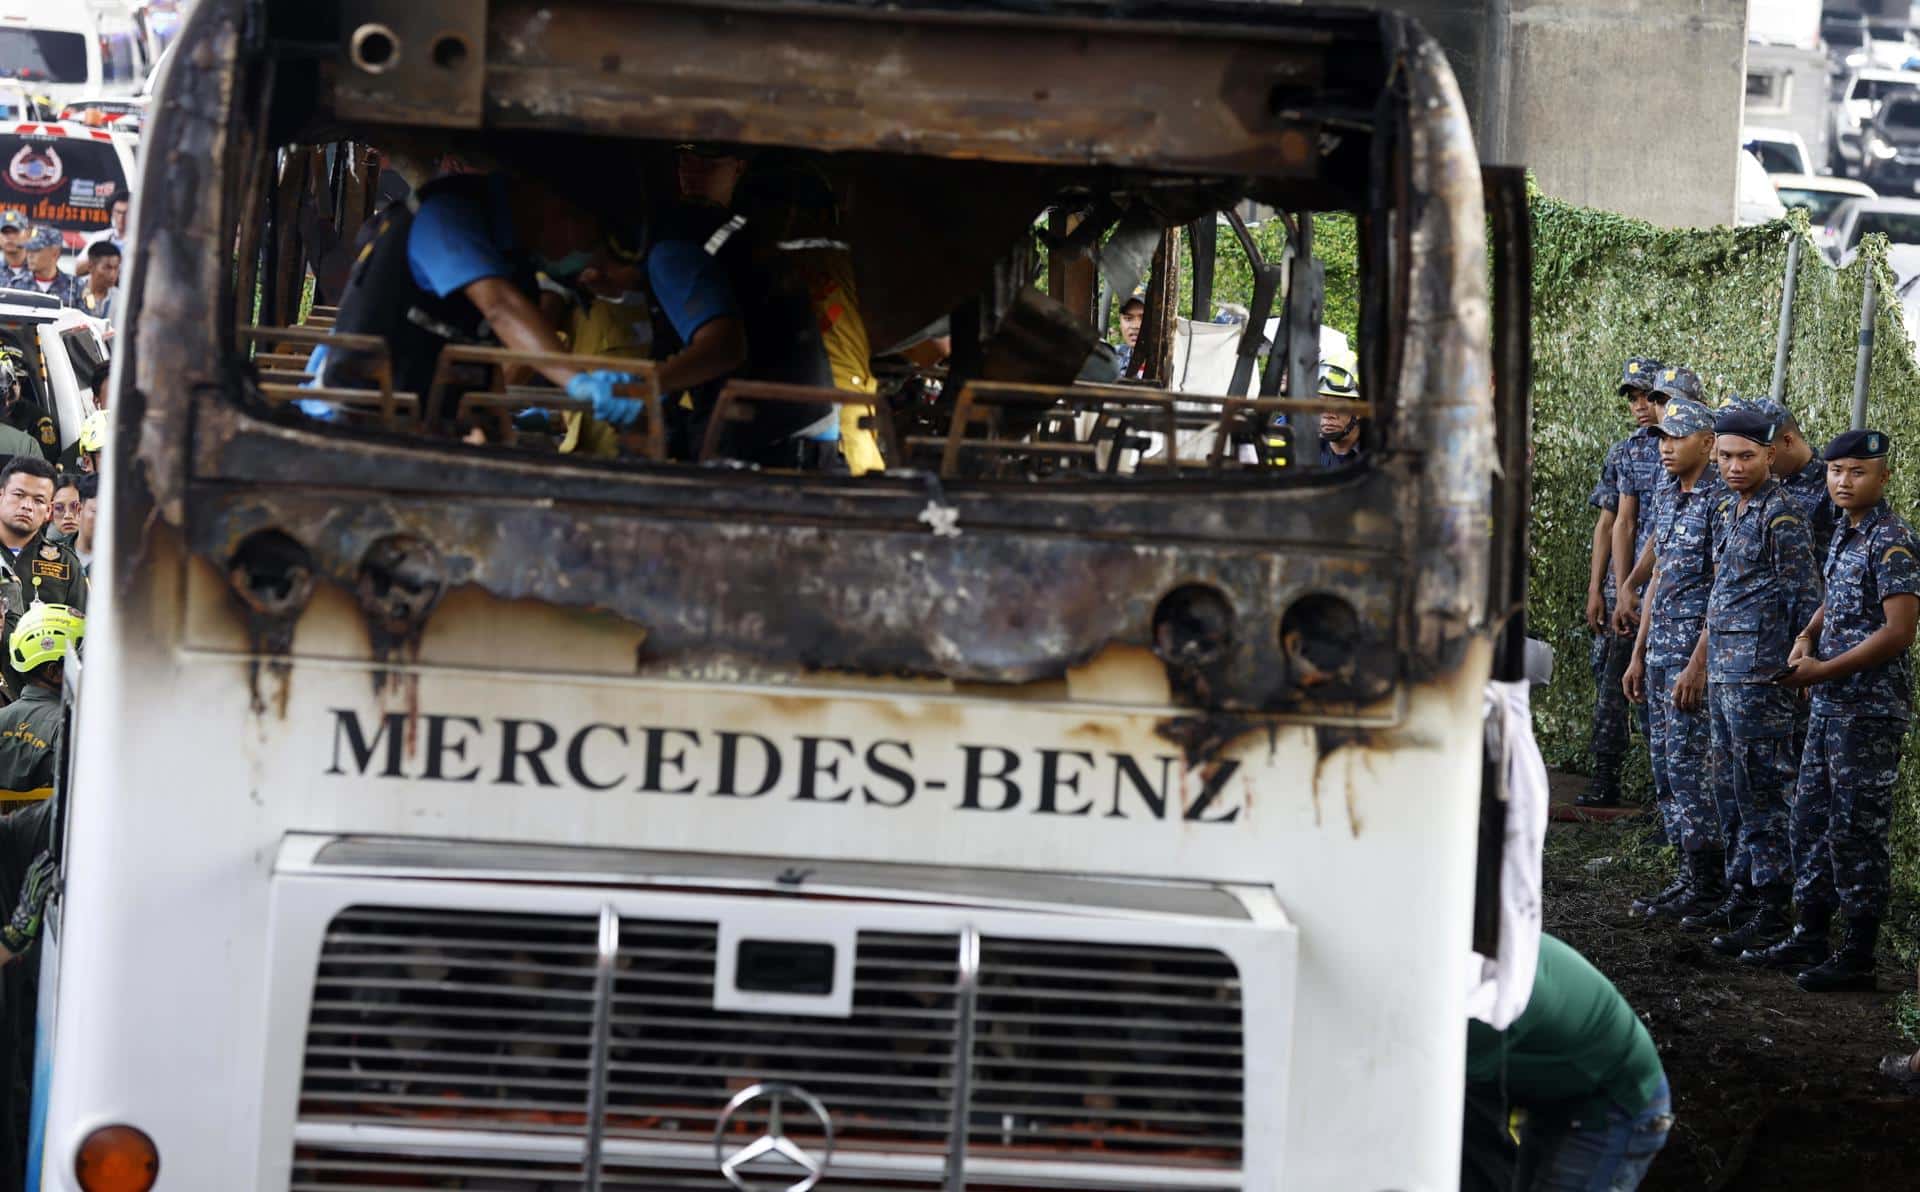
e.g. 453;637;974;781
0;2;147;110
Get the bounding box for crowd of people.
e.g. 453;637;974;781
1577;358;1920;1025
0;197;126;318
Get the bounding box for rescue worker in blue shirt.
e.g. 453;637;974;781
1581;356;1665;807
308;171;627;422
1684;408;1822;957
1621;397;1726;920
1764;429;1920;991
579;144;834;466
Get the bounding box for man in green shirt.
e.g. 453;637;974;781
1466;933;1672;1189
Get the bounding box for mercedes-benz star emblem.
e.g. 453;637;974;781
713;1081;836;1192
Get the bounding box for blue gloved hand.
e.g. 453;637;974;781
566;370;644;427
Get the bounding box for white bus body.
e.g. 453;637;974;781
35;2;1509;1189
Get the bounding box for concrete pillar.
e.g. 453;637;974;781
1325;0;1749;228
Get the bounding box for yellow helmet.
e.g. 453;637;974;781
9;602;82;673
77;410;106;454
1317;344;1360;399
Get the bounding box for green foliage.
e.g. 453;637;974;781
1127;213;1361;341
1523;200;1920;911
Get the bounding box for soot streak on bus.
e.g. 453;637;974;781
322;707;1251;823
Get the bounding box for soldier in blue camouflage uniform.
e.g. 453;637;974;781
13;228;74;308
1601;365;1696;813
1623;397;1727;918
1732;396;1840;794
1733;397;1840;561
1760;430;1920;991
1580;356;1665;807
1680;408;1822;957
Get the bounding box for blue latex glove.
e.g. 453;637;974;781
566;370;643;427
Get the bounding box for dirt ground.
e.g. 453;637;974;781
1542;771;1920;1190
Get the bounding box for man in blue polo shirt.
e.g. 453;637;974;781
308;171;635;418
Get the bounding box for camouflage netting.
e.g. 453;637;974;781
1525;199;1920;934
1186;200;1920;935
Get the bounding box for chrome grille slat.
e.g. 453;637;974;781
295;906;1246;1186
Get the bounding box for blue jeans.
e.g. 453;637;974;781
1520;1076;1673;1191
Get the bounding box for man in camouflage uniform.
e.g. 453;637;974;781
1623;397;1726;918
1761;430;1920;991
1681;408;1822;957
1580;356;1664;807
14;228;74;309
1735;397;1839;562
1730;395;1838;776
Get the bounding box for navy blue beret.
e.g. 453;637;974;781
1824;428;1891;461
1713;408;1777;444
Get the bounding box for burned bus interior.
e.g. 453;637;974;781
224;0;1408;485
132;0;1518;723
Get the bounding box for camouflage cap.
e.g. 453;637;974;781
1650;364;1700;403
1618;356;1663;394
0;209;26;232
1650;396;1715;438
23;226;61;251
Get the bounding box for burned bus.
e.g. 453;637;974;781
37;1;1530;1189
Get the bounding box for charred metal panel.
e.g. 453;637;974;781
186;403;1409;711
1394;34;1490;670
468;0;1381;178
334;1;487;128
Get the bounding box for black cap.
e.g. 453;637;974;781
1713;408;1778;445
1824;428;1892;461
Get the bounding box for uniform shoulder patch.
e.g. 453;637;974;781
34;417;52;446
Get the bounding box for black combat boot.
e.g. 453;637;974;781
1648;849;1727;922
1680;881;1751;933
1796;917;1879;993
1712;890;1791;956
1576;752;1623;808
1631;870;1690;918
1739;904;1831;968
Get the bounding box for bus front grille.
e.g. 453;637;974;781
292;905;1244;1187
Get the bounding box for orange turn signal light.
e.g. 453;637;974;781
74;1124;158;1192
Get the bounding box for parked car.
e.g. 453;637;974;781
1737;150;1789;225
1825;196;1920;262
0;1;148;110
1861;94;1920;193
1774;173;1878;254
1824;12;1870;70
1743;125;1814;175
0;291;107;450
1830;68;1920;176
